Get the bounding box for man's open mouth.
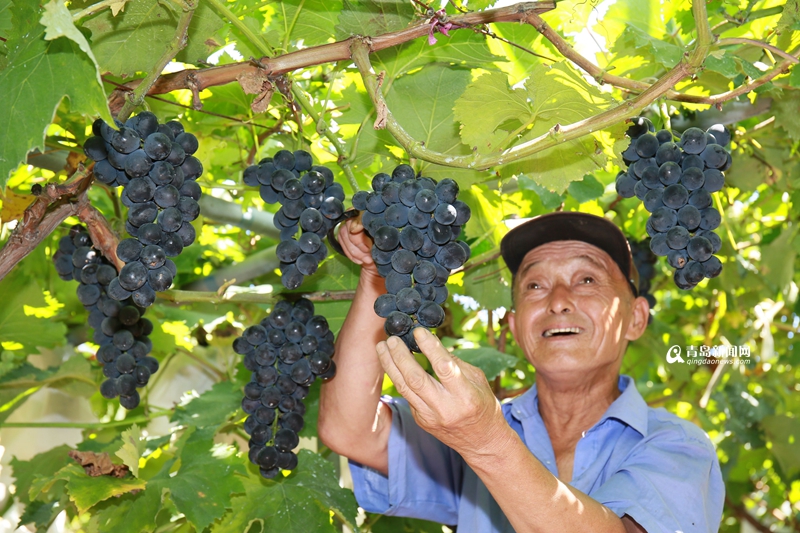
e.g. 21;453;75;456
542;327;582;338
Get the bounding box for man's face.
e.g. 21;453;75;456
507;240;649;380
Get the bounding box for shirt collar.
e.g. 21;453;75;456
506;374;649;437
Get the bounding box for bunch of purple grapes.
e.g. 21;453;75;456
233;298;336;478
82;111;202;307
352;164;471;351
616;117;728;290
243;150;344;290
52;225;159;410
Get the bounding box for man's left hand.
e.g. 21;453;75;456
376;328;514;459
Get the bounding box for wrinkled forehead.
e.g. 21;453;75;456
517;240;620;277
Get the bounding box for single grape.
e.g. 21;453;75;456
417;301;445;328
680;127;707;154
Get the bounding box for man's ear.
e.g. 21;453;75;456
508;311;518;343
624;296;650;341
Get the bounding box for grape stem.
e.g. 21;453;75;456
115;4;197;122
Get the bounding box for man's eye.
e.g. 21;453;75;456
526;282;539;290
581;276;594;284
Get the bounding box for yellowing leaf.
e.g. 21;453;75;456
0;189;34;222
116;424;145;477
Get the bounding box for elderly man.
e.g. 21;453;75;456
319;211;724;533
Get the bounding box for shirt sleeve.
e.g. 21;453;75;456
348;396;464;525
590;427;725;533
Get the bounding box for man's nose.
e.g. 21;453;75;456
547;283;573;314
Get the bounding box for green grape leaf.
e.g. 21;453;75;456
285;253;360;293
89;487;163;533
453;346;518;380
500;63;610;194
336;0;416;39
165;428;246;532
0;270;68;352
18;500;62;530
176;2;225;64
32;464;146;513
0;0;12;34
336;81;396;176
211;450;358;533
0;362;49;424
115;424;145;477
386;65;483;186
705;50;739;78
459;259;512;311
453;71;531;155
760;225;798;292
298;384;320;439
11;445;72;505
518;176;565;209
761;415;800;477
612;24;682;69
40;0;103;77
774;97;800;141
269;0;343;48
307;300;352;336
374;30;500;82
0;1;110;190
47;355;96;397
170;381;241;430
567;174;605;204
777;0;800;33
80;0;222;77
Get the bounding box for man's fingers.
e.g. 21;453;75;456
413;328;462;387
384;336;440;396
376;339;425;407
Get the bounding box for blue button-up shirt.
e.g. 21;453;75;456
349;374;724;532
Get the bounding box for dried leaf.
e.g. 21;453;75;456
237;70;274;114
237;70;270;95
68;450;129;478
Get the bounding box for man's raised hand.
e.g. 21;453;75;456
337;216;377;271
376;328;513;459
